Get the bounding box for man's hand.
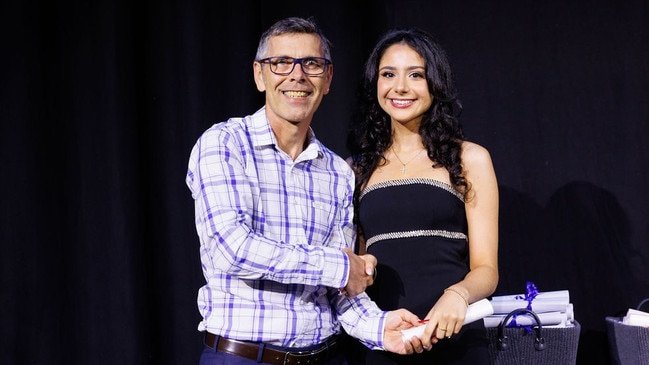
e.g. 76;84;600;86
383;309;428;354
340;247;377;297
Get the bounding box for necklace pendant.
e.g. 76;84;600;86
391;146;424;175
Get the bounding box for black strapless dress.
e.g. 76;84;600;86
359;178;490;365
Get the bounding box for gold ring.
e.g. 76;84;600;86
440;328;447;332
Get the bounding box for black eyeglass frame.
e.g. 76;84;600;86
256;57;332;76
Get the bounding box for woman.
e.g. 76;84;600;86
347;28;499;364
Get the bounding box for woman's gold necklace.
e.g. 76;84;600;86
391;146;425;174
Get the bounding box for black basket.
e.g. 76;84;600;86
605;298;649;365
487;308;580;365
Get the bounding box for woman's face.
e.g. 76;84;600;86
376;43;433;127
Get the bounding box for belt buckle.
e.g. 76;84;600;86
282;346;326;365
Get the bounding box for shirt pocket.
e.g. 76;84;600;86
307;199;340;245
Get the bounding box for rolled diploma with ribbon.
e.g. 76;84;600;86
490;298;569;314
401;298;494;340
490;290;570;302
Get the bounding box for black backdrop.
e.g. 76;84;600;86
1;0;648;364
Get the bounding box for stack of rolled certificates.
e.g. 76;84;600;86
621;308;649;327
484;290;575;328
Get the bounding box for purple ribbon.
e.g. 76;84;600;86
508;281;540;332
515;281;539;310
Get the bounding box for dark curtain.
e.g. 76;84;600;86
1;0;647;364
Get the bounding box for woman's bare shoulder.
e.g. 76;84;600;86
461;141;493;167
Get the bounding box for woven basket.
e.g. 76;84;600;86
487;308;580;365
605;298;649;365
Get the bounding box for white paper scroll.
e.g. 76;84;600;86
490;290;570;302
622;308;649;327
483;310;572;328
490;299;569;314
489;290;570;314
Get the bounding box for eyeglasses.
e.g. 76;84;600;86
257;57;332;76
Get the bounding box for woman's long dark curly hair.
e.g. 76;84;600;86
347;28;468;203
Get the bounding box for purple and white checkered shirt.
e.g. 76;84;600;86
186;107;386;348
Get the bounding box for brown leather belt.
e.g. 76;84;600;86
205;332;340;365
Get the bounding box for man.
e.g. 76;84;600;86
186;17;423;365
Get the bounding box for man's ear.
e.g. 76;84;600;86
323;64;333;95
253;62;266;92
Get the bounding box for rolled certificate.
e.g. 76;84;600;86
401;298;494;340
483;311;569;328
490;299;568;314
490;290;570;302
566;303;574;323
623;308;649;327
